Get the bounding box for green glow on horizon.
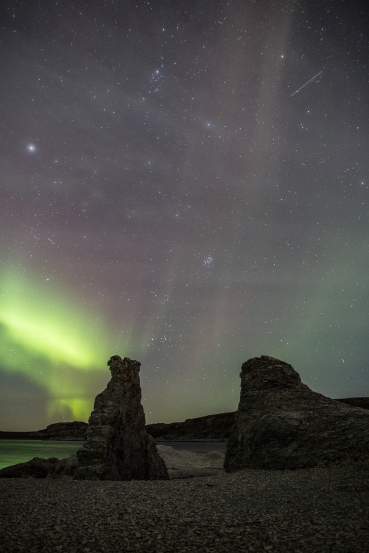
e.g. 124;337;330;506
0;269;129;421
48;397;93;421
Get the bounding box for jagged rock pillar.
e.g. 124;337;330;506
224;355;369;471
74;355;169;480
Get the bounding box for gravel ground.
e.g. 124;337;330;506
0;464;368;553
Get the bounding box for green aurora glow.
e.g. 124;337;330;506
0;270;121;421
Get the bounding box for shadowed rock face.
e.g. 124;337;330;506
224;356;369;472
73;356;169;480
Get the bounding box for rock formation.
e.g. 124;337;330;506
224;356;369;472
0;457;60;478
72;355;169;480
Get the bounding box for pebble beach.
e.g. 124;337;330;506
1;463;368;553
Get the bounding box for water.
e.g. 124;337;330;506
0;440;82;470
0;440;227;470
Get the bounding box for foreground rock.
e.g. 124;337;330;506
70;355;169;480
0;457;59;478
224;356;369;472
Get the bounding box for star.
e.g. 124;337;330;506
0;0;368;432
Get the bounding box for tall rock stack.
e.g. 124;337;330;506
73;355;169;480
224;355;369;472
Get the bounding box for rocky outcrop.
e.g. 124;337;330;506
72;355;169;480
224;356;369;472
147;412;235;441
0;457;59;478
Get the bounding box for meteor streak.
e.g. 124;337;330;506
291;71;322;97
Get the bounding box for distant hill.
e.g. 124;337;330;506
146;412;235;441
335;397;369;410
1;397;368;441
0;421;88;441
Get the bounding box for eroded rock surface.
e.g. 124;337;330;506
72;355;169;480
224;355;369;472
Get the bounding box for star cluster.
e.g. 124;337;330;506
1;0;369;430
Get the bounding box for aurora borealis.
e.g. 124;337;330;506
1;0;369;431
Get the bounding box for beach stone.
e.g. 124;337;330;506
224;355;369;471
73;355;169;480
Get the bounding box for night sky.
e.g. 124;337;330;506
1;0;368;431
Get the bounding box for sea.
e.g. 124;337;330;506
0;440;227;470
